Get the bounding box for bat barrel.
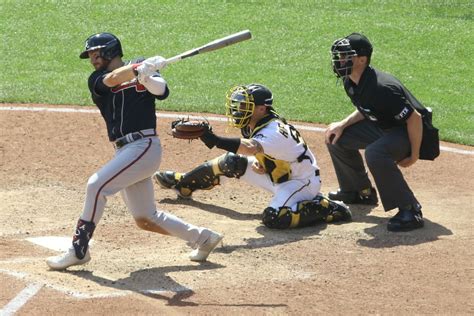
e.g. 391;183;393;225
165;30;252;64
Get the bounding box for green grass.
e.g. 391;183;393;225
1;0;473;145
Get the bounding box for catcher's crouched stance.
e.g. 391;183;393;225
157;84;352;229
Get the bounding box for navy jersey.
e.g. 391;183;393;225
88;58;169;141
344;66;427;130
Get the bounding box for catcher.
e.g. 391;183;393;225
155;84;352;229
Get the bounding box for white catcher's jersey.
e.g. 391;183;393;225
250;115;319;183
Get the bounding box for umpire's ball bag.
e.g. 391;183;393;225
419;107;440;161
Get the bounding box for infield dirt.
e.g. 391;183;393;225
1;104;473;315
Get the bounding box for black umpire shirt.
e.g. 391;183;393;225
88;58;169;141
344;66;427;130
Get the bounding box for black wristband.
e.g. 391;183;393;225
215;136;241;154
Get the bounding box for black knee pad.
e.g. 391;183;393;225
217;152;248;178
72;219;96;259
262;207;292;229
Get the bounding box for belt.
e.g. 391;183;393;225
114;129;156;149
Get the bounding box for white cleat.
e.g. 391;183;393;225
46;247;91;270
189;231;223;262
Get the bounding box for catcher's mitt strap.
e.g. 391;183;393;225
215;136;241;154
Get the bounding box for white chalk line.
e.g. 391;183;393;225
0;104;472;304
0;265;189;301
0;282;42;316
1;105;472;155
0;267;126;300
0;251;194;302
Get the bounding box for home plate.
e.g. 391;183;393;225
26;236;94;252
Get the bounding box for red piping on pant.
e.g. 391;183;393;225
90;138;153;222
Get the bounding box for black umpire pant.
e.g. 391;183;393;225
326;119;418;211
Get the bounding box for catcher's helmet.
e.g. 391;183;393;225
225;84;273;129
79;32;123;60
331;32;372;78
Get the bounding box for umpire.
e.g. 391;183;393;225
325;33;428;232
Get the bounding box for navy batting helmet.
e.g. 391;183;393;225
79;32;123;60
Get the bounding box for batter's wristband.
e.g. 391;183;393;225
215;136;241;154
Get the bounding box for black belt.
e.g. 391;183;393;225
114;130;156;149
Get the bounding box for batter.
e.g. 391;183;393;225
46;32;222;270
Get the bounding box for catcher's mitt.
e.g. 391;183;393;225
171;119;210;140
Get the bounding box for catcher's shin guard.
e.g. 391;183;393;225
262;207;294;229
175;161;221;196
262;203;328;229
173;153;248;196
72;219;96;259
262;196;352;229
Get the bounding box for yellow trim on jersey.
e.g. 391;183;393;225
251;113;292;184
249;113;279;138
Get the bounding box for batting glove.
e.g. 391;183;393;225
144;55;167;71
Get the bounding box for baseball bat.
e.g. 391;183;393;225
165;30;252;64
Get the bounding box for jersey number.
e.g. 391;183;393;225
278;123;305;145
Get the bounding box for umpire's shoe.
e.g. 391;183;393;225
387;204;424;232
46;247;91;270
189;230;223;262
154;171;192;199
328;187;378;205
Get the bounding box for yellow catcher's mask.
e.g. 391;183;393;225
225;84;273;129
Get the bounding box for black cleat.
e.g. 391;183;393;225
326;200;352;223
154;171;193;199
387;204;424;232
328;187;378;205
154;171;179;189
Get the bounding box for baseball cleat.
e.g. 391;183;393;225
387;204;424;232
189;231;223;262
154;171;179;189
325;200;352;223
328;187;378;205
154;171;192;199
46;247;91;270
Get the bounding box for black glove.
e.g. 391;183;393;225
199;126;219;149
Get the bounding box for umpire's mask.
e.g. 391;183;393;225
331;33;373;78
